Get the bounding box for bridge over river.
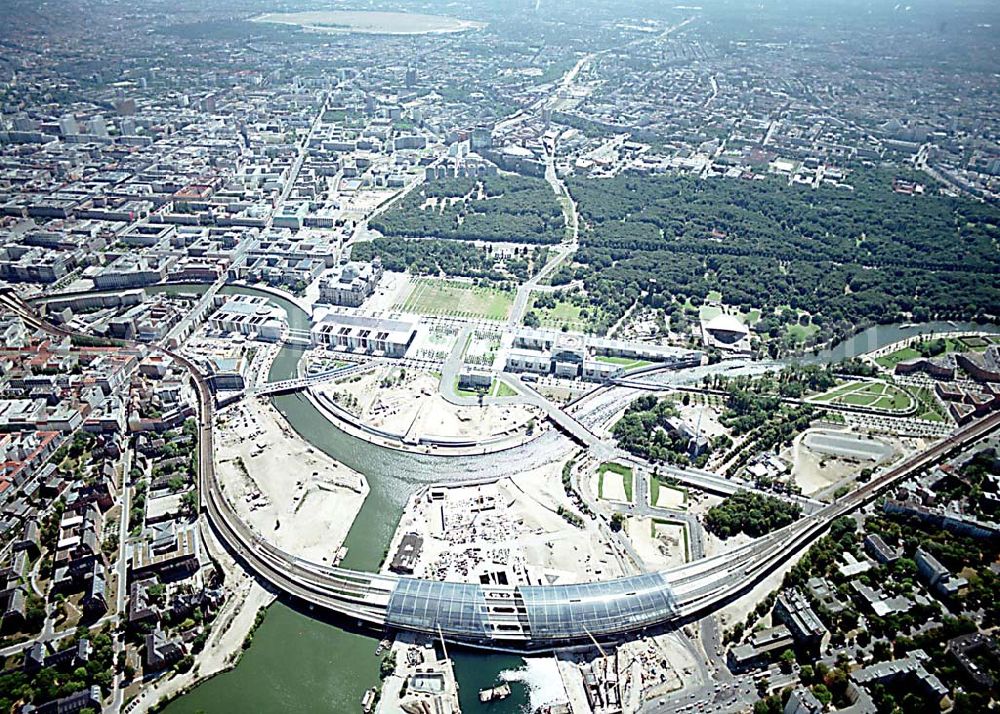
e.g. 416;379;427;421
5;288;997;649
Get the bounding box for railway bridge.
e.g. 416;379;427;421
3;288;998;648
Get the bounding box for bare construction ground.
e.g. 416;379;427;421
314;365;541;442
626;516;688;569
802;430;893;462
214;398;367;563
654;484;687;510
387;464;624;586
790;428;895;496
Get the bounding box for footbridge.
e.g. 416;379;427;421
250;362;375;397
282;328;312;347
4;288;998;649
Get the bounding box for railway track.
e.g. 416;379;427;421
3;287;997;646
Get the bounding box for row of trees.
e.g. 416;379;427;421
352;238;545;283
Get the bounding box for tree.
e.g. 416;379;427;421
872;639;892;662
779;648;796;673
175;655;195;673
379;651;397;680
148;583;166;605
704;490;802;539
181;490;199;515
610;513;624;532
753;696;783;714
811;684;832;706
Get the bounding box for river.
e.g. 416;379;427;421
153;285;997;713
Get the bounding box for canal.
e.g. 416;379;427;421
153;285;997;713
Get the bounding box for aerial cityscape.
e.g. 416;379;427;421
0;0;997;713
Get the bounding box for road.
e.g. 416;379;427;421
108;447;135;714
504;62;584;333
505;374;619;460
4;289;999;653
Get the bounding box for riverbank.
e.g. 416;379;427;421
161;283;1000;713
214;397;368;563
132;522;276;714
305;383;547;457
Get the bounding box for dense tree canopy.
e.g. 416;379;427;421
352;237;542;282
705;490;803;538
565;167;1000;341
611;395;704;464
370;174;564;244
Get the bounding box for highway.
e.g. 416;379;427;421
3;288;998;650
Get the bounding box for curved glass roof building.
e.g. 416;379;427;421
384;572;679;644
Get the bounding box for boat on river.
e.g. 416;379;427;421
479;683;512;702
361;687;377;713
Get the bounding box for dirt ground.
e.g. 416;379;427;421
598;470;628;502
655;485;686;509
789;440;860;496
626;517;687;569
315;366;540;441
715;545;812;639
214;398;367;563
387;463;624;586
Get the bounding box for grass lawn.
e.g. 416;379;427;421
785;321;820;343
875;347;921;370
698;304;723;321
649;477;689;509
934;337;971;354
876;337;976;369
400;278;513;320
912;386;947;422
596;355;653;370
527;296;593;331
489;380;518;398
598;462;634;502
959;335;990;352
452;376;481;398
813;380;913;411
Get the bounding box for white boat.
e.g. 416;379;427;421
479;683;512;702
361;687;377;713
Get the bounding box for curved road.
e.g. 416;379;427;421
4;289;998;649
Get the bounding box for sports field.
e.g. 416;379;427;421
398;279;513;320
813;381;913;411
